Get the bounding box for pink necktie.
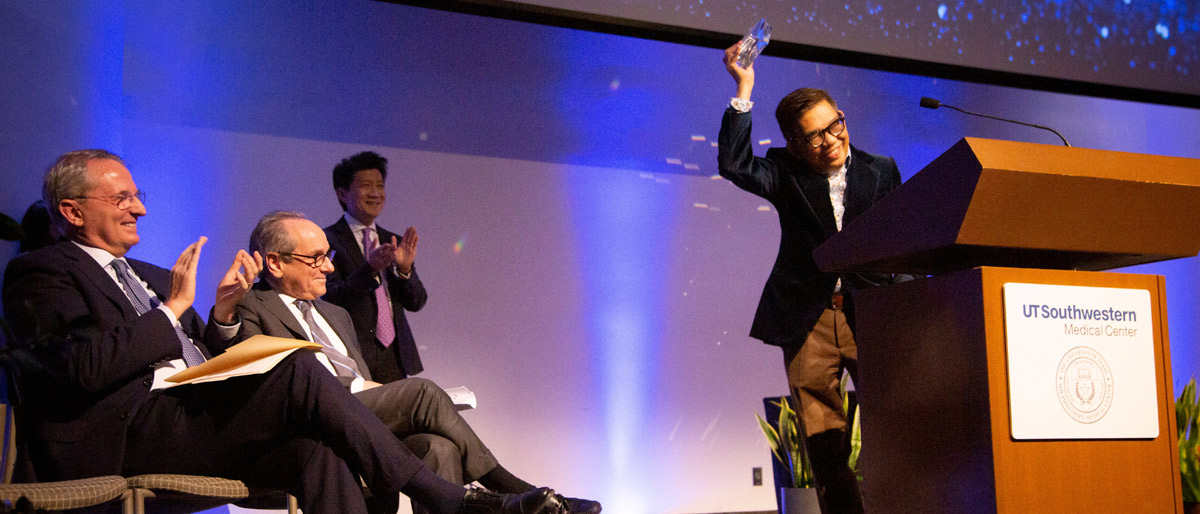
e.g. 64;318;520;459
363;228;396;347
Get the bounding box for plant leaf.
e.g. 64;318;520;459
756;412;786;466
0;213;22;242
849;404;862;473
1179;377;1200;502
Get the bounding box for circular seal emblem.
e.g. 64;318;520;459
1055;346;1114;424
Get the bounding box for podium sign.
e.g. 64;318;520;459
1002;283;1158;440
855;267;1180;513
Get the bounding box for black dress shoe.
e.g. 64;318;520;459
460;486;560;514
555;494;601;514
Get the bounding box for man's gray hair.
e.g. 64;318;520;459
43;149;123;225
250;210;309;258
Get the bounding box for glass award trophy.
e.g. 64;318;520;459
736;19;771;68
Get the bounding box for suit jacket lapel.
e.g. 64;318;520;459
314;300;357;352
330;217;368;270
375;226;394;247
314;299;372;381
843;147;880;226
768;148;837;238
258;289;373;381
60;243;139;320
128;258;170;305
259;290;310;340
791;169;837;238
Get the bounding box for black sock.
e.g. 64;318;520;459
402;467;465;514
478;465;537;494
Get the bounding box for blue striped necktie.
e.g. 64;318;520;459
109;259;206;367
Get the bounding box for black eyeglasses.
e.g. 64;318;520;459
74;190;146;210
278;250;336;268
790;115;846;148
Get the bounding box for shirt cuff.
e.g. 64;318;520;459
156;304;183;329
349;377;366;394
730;97;753;113
213;320;241;340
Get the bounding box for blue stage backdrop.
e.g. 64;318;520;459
1;2;1197;513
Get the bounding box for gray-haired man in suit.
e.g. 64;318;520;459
214;210;600;514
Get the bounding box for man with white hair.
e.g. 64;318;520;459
213;210;601;514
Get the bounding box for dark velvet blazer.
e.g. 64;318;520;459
718;108;905;348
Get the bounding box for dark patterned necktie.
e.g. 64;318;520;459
294;300;362;378
110;259;206;367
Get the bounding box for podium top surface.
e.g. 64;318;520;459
815;137;1200;274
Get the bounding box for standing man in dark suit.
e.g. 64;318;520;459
718;45;907;514
1;149;564;514
324;151;427;383
218;211;600;514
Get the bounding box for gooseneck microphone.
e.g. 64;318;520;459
920;97;1071;147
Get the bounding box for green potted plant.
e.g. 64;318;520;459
1179;377;1199;513
757;397;817;513
757;375;861;513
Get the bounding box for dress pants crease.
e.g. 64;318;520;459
122;353;425;513
354;377;499;482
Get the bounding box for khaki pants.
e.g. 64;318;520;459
782;307;864;514
784;308;857;437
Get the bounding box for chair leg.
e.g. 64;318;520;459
129;488;153;514
121;489;134;514
287;493;298;514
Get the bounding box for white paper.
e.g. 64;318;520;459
444;386;477;411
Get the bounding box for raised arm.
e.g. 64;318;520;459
718;41;782;200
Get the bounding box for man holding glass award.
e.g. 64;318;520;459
718;25;907;514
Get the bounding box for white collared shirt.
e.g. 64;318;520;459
343;213;376;258
277;291;365;393
826;154;851;292
827;153;851;231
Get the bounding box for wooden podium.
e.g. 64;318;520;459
814;138;1200;513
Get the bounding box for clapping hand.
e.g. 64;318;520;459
164;237;206;319
392;226;418;275
366;240;397;272
213;249;263;324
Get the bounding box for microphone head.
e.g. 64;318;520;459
919;97;941;109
